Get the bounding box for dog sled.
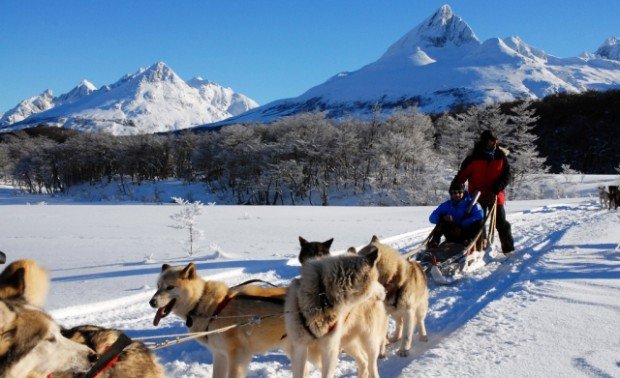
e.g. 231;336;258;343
408;193;497;285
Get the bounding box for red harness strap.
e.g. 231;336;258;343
327;311;351;334
92;354;120;377
47;348;120;378
201;295;235;341
213;295;234;318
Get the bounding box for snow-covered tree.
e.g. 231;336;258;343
477;104;510;140
169;197;204;256
435;113;475;170
507;101;548;186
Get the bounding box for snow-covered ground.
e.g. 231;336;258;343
0;177;619;377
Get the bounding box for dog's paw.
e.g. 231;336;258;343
397;349;410;357
388;335;401;344
379;352;387;359
419;335;429;342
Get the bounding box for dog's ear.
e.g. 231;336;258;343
365;246;380;266
346;247;357;254
161;264;171;272
323;238;334;249
371;235;380;243
0;267;26;297
299;236;308;246
180;263;196;279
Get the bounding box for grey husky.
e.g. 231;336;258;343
285;250;385;378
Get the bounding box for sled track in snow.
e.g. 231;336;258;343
387;201;605;362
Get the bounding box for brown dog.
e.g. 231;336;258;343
55;325;165;378
0;259;49;307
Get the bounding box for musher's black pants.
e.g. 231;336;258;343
484;203;515;253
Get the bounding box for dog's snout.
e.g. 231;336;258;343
88;352;100;363
149;298;158;308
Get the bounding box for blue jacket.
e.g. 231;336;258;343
429;191;484;228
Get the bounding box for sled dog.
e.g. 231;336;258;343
0;259;50;307
0;260;95;377
285;250;385;378
609;185;620;210
149;263;289;378
597;186;610;209
357;236;429;357
298;237;333;264
54;325;165;378
299;243;387;378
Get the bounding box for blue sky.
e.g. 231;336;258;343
1;0;618;112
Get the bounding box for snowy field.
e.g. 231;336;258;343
0;175;619;377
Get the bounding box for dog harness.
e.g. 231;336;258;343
186;293;286;341
298;275;350;339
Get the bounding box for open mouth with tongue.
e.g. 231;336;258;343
153;298;176;326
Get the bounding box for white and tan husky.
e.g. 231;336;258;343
357;235;429;357
149;263;289;378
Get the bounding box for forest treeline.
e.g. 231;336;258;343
0;90;618;205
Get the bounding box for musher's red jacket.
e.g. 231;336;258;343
452;144;511;206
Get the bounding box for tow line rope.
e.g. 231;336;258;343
137;300;344;351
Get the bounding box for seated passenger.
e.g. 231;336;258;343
428;182;484;248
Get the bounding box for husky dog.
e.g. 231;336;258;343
0;260;96;377
285;250;385;378
298;237;333;264
357;236;429;357
0;259;50;307
302;245;388;378
597;186;610;208
149;263;289;378
54;325;165;378
609;185;620;210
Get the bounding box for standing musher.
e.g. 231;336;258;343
451;130;515;255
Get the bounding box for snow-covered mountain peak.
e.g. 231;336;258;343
0;90;55;126
78;79;97;90
137;61;181;83
502;36;548;61
54;80;97;105
382;4;479;60
595;36;620;60
1;62;259;135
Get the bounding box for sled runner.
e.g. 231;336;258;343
411;195;497;285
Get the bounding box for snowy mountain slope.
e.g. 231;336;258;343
215;5;620;126
187;76;259;117
1;62;258;135
0;81;97;126
596;37;620;61
0;89;56;126
1;184;617;377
